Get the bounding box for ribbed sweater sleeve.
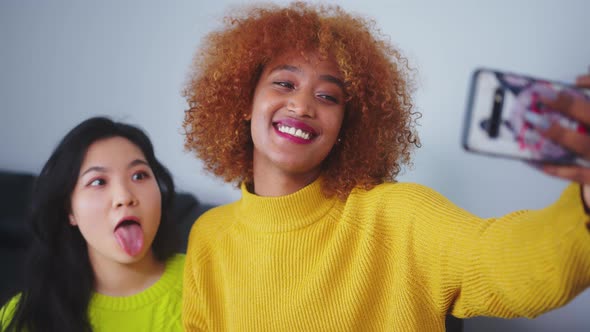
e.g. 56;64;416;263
445;183;590;318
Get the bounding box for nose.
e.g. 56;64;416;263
112;182;138;208
288;90;315;118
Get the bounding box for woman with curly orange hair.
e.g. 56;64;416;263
182;2;590;330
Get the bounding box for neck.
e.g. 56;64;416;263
252;166;320;197
89;250;165;296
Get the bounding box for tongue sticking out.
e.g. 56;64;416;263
114;222;144;256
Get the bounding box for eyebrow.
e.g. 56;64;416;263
268;64;345;89
319;74;345;89
269;64;301;74
80;159;150;177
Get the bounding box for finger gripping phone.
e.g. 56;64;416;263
462;68;590;166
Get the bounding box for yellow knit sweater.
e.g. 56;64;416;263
183;180;590;331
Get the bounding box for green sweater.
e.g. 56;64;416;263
183;180;590;331
1;254;184;331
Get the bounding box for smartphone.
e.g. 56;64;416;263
462;68;590;167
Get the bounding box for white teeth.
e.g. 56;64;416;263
277;124;312;140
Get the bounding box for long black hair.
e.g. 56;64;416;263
3;117;178;332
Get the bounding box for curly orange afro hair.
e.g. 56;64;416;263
183;1;420;199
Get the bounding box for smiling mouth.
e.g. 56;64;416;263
275;123;314;140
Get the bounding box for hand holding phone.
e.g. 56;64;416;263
462;69;590;167
534;74;590;192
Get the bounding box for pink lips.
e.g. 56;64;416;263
273;118;317;144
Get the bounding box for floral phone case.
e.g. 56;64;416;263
462;68;590;167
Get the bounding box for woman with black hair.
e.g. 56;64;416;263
0;117;184;331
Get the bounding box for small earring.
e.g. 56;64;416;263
337;137;342;143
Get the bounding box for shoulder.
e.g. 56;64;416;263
166;254;185;276
0;293;21;327
185;202;239;259
200;201;238;218
188;202;238;240
340;181;463;230
348;181;447;208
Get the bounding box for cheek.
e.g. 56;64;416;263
70;193;105;224
144;184;162;218
143;188;163;236
250;102;272;144
70;202;105;242
325;112;345;138
251;89;282;118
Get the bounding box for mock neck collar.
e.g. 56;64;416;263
90;255;181;310
238;177;337;232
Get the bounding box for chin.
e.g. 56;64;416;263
272;156;319;173
115;249;150;264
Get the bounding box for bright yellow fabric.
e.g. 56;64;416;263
1;254;184;332
183;179;590;331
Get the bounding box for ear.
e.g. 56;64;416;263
69;214;78;226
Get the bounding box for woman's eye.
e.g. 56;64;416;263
132;171;149;181
274;81;294;89
88;178;106;187
318;94;339;104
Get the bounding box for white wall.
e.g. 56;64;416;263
1;0;588;330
